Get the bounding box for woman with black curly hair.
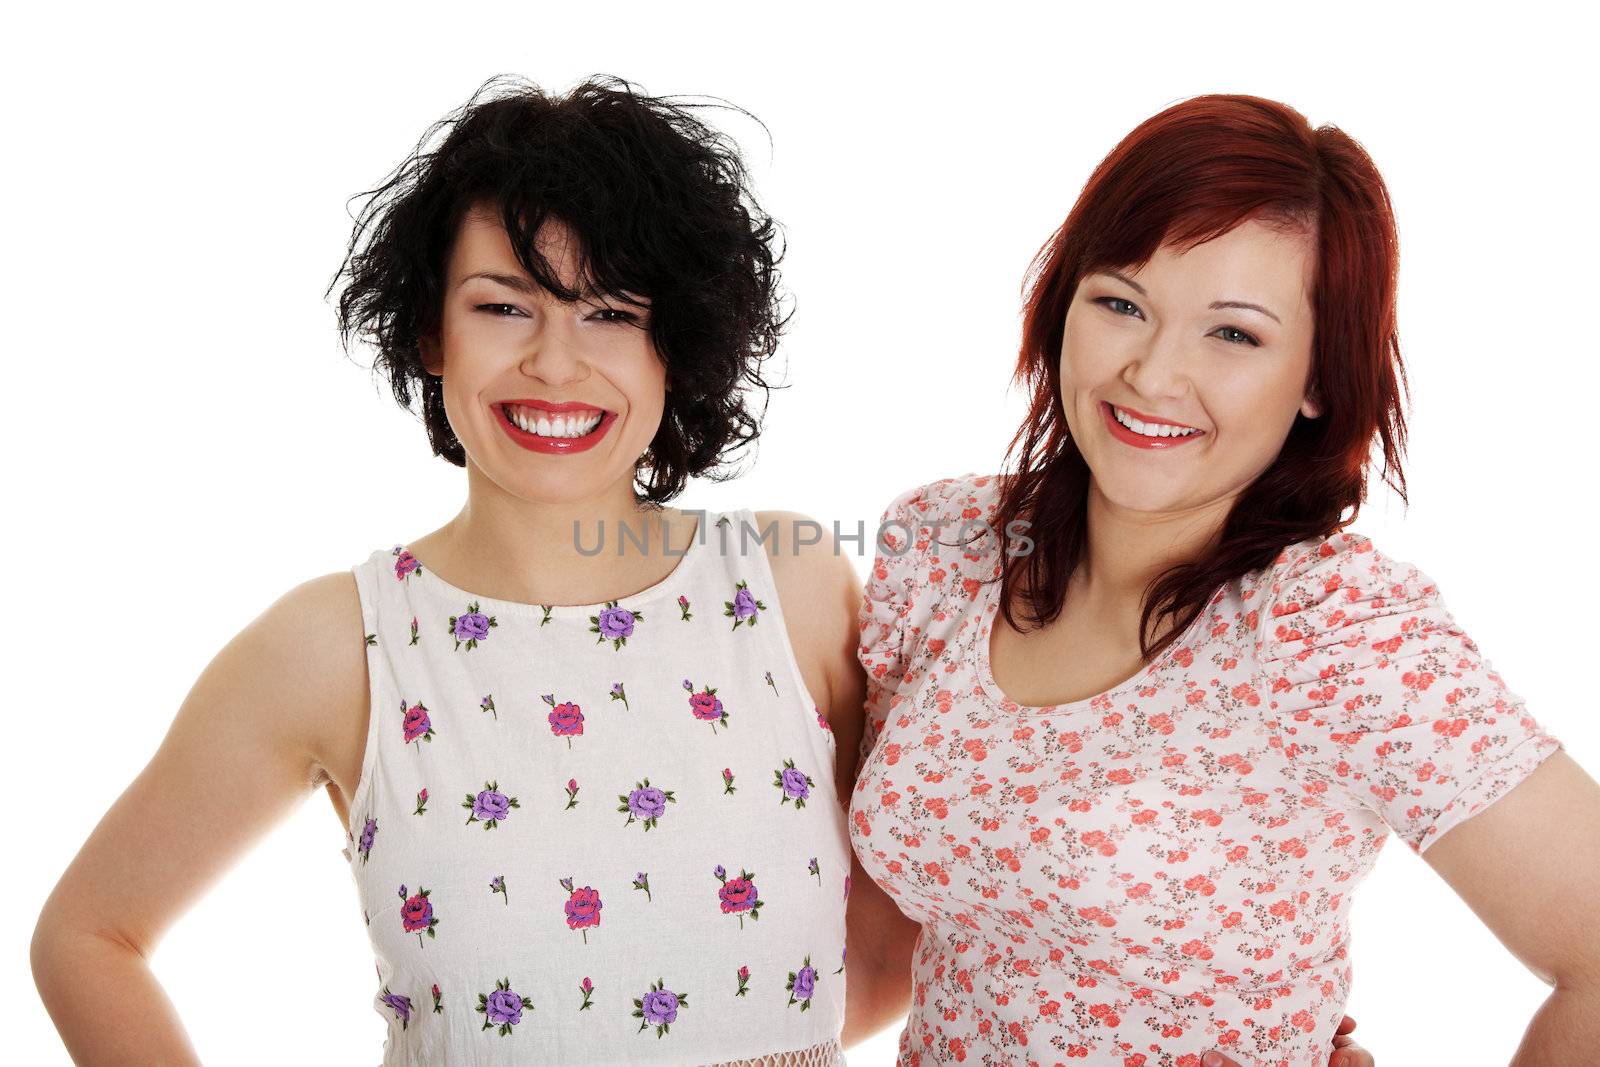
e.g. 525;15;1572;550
29;75;1362;1067
30;73;868;1066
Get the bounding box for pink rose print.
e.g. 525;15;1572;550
412;788;428;816
397;883;438;947
560;876;602;943
578;976;595;1011
734;965;750;997
542;693;584;748
713;865;764;928
683;678;730;734
401;699;434;746
390;546;421;581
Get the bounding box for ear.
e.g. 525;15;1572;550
1300;384;1322;419
419;333;443;376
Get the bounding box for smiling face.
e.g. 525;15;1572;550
418;206;667;505
1060;215;1323;520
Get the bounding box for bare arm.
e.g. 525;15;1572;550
30;571;366;1064
1419;749;1600;1064
755;510;920;1049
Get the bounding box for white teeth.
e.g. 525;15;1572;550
1112;405;1199;438
506;406;604;438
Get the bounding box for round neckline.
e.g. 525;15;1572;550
392;510;716;619
967;575;1213;717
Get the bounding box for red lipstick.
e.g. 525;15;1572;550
1101;401;1205;451
495;401;616;455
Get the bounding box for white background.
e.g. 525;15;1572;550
7;2;1596;1064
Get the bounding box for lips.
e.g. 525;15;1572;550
1101;400;1206;450
495;402;617;454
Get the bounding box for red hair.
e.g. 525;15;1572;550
989;93;1410;658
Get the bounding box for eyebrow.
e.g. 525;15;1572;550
457;270;650;308
1098;269;1282;325
460;271;537;293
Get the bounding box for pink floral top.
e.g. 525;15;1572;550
850;472;1562;1067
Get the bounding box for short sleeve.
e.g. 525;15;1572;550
1255;533;1563;855
856;476;966;764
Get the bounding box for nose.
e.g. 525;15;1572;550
1121;322;1195;401
519;311;589;387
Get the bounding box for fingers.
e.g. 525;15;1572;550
1335;1013;1358;1036
1329;1042;1374;1067
1200;1053;1241;1067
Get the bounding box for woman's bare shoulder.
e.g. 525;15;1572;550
266;570;371;798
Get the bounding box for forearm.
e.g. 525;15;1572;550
1508;983;1600;1066
32;927;202;1066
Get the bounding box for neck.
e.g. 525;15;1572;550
1078;479;1232;610
428;462;694;605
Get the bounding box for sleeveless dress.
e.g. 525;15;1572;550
339;509;850;1066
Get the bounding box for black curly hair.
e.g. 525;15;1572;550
328;73;790;503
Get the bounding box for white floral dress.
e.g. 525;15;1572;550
343;509;850;1066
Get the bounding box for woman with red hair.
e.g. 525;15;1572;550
845;94;1600;1065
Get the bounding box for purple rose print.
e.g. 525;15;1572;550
609;681;630;711
448;600;497;652
632;871;652;902
401;699;434;745
723;579;767;629
715;865;764;928
463;779;520;829
786;955;817;1010
481;694;497;720
773;758;815;809
477;977;533;1035
764;669;778;696
490;874;508;905
379;984;413;1030
835;945;847;974
357;816;377;864
808;857;821;885
589;599;642;650
618;778;676;831
633;978;688;1037
683;678;730;733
